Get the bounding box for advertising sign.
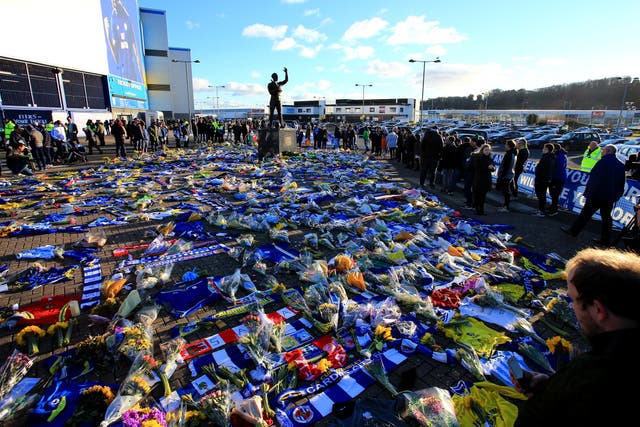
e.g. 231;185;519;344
493;154;638;228
4;110;52;126
101;0;149;109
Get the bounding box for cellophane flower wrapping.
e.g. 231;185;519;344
405;387;459;427
101;353;157;427
0;350;33;401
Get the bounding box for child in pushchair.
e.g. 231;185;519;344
57;140;87;164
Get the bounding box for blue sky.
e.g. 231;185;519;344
139;0;639;109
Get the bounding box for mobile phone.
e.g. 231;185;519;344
507;356;524;380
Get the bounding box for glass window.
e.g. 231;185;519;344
84;74;106;109
28;64;60;108
63;70;87;108
336;107;341;112
390;107;397;113
0;59;31;106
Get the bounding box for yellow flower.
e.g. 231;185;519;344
141;420;163;427
272;282;287;293
317;358;332;373
546;336;573;355
82;385;115;404
16;325;46;346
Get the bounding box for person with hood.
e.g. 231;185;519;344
472;143;495;215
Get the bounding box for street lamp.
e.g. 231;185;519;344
172;58;200;121
408;57;441;125
208;85;226;118
616;76;639;133
355;83;372;122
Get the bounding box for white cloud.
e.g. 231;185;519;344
281;0;307;3
273;37;297;50
319;17;333;27
304;8;319;16
292;25;327;43
242;24;288;39
365;59;413;79
342;18;389;42
251;71;261;78
299;44;323;58
315;66;324;72
426;45;447;56
193;77;211;91
387;16;465;45
223;81;265;97
343;45;375;60
185;20;200;30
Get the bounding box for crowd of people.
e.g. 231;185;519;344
0;116;262;175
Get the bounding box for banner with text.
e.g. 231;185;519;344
493;153;639;229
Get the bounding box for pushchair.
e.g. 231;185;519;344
60;140;88;164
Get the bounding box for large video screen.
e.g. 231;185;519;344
101;0;149;109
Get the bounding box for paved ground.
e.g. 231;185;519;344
0;135;615;426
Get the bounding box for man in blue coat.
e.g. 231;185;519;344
561;144;626;246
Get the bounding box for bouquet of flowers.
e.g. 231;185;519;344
101;353;155;426
367;324;394;354
65;385;116;427
405;387;459;427
238;311;274;368
546;336;574;371
74;334;113;373
455;345;486;381
15;325;46;355
122;405;167;427
47;321;69;349
517;341;555;374
364;357;398;396
182;385;232;427
0;350;33;401
159;337;186;382
543;297;579;335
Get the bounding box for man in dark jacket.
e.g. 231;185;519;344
514;247;640;427
533;143;555;216
561;144;626;246
419;127;444;188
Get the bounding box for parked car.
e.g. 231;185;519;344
491;130;523;144
598;138;629;147
450;128;489;142
621;137;640;146
550;131;601;150
617;144;640;161
616;128;633;137
528;133;560;148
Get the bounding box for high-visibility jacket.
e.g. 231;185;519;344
4;121;15;141
580;146;601;172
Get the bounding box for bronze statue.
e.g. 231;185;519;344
268;67;288;128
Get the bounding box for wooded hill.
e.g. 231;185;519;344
425;77;640;111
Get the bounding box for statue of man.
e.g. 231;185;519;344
268;67;289;128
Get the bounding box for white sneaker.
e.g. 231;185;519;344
533;211;546;217
497;207;510;213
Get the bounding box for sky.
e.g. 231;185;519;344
139;0;640;110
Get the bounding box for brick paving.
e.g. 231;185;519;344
0;135;596;426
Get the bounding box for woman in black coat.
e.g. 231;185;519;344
472;143;495;215
513;139;530;198
533;143;556;216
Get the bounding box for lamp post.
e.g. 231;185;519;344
172;58;200;121
208;85;226;119
616;77;639;133
355;83;372;122
408;57;441;126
